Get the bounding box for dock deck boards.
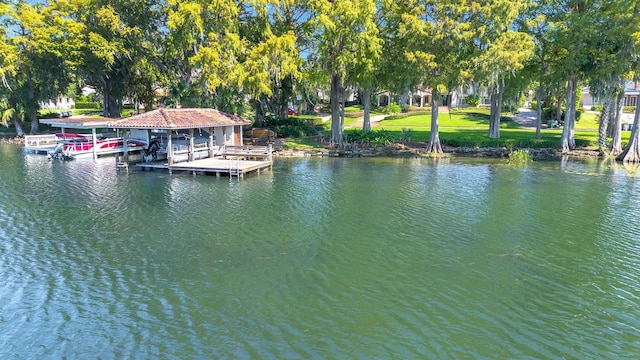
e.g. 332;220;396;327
136;157;272;177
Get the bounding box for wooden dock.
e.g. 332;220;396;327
136;157;272;177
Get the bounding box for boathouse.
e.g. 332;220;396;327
30;117;134;160
108;108;272;177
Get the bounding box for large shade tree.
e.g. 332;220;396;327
164;0;245;112
242;0;305;123
2;1;75;134
469;0;533;139
395;0;476;153
65;0;163;117
616;0;640;162
309;0;378;145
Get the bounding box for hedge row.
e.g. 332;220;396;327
384;111;431;121
73;101;101;109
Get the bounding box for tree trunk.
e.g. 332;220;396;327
488;84;504;139
561;75;578;152
598;92;613;152
399;90;408;111
569;80;576;149
280;75;293;120
330;72;343;145
14;117;25;137
535;84;543;139
340;86;347;138
8;98;24;137
253;100;264;127
26;70;39;134
610;86;624;155
617;99;640;162
28;109;38;134
102;77;122;118
427;92;443;153
362;88;372;132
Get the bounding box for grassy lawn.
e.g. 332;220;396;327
576;112;599;130
380;113;520;128
452;107;516;117
339;108;631;149
283;137;327;151
344;117;362;127
371;127;630;149
73;109;103;117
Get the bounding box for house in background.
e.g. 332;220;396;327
39;86;97;116
581;81;640;109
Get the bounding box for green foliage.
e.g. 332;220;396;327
623;106;636;113
309;0;381;143
73;101;101;109
383;111;431;121
508;149;532;164
263;115;322;138
400;128;413;143
542;106;583;121
466;94;480;107
591;105;603;112
283;137;327;151
382;102;402;115
345;128;396;147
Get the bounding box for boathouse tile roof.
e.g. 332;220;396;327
108;108;250;129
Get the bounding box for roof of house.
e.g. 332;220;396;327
108;108;251;129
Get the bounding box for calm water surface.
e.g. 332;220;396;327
1;144;639;358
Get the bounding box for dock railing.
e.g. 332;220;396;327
24;134;58;148
222;144;273;160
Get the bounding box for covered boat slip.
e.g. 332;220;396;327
110;108;273;177
26;118;144;159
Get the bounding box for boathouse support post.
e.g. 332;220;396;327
92;128;98;160
167;130;173;166
189;128;195;162
208;127;214;157
123;129;129;162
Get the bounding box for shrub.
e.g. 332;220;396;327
382;102;402;115
623;106;636;113
407;106;431;112
73;101;101;109
509;149;532;164
400;128;413;143
275;125;305;138
466;94;480;107
345;129;397;147
591;105;603;112
384;111;431;120
541;106;582;121
262;115;322;138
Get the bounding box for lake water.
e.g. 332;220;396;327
1;144;639;359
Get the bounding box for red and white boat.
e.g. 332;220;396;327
49;133;146;159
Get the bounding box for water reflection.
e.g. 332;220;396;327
1;146;639;358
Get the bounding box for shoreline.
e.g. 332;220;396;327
2;135;601;161
275;143;601;161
